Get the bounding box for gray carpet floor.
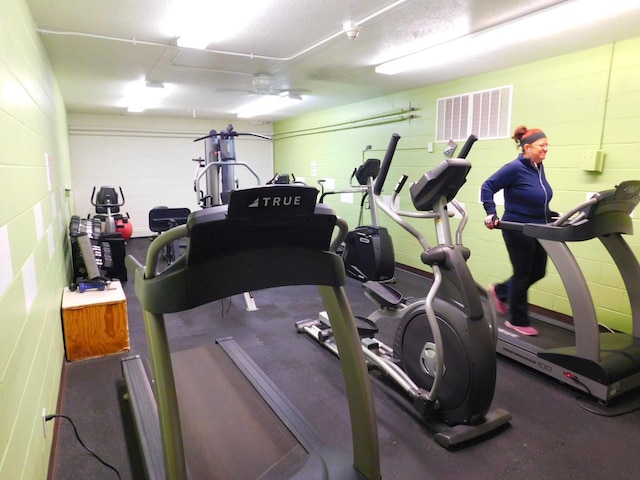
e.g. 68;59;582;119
48;238;640;480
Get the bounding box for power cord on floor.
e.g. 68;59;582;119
566;374;640;417
45;414;122;480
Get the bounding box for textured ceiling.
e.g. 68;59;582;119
26;0;640;122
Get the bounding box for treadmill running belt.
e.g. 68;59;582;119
172;345;308;479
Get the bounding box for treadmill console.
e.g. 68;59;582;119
524;180;640;242
582;180;640;219
186;185;337;265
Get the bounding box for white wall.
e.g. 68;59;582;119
68;114;274;237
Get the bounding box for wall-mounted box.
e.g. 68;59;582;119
581;150;605;172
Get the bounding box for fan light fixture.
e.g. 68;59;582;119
235;92;303;119
375;0;640;75
251;74;274;94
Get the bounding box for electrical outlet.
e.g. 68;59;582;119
42;408;48;438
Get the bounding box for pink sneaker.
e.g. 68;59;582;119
505;321;539;336
488;284;509;315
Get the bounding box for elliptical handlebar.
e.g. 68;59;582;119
369;135;432;252
394;174;410;196
373;133;476;200
386;174;412;217
330;217;349;253
349;167;358;186
373;133;401;196
457;134;479;159
371;133;480;253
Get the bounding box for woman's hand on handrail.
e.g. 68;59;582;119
484;214;500;230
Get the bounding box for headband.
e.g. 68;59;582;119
520;130;547;146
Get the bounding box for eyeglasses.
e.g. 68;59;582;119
530;143;550;149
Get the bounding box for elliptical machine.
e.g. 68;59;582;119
317;158;395;283
297;133;511;447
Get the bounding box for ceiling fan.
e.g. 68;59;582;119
221;73;310;98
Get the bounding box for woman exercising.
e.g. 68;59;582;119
481;126;556;336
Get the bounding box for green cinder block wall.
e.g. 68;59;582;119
2;1;640;477
0;1;74;479
274;38;640;334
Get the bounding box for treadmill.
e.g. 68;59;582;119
121;184;380;480
496;180;640;403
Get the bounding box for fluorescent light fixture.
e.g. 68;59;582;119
176;34;213;50
124;81;170;113
375;0;640;75
172;0;271;49
236;92;303;119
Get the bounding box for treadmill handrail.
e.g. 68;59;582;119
498;194;636;243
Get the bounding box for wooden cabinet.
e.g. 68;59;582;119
61;280;130;361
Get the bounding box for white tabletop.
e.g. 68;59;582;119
62;280;126;308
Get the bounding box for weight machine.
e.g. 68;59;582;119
192;124;272;311
193;124;270;208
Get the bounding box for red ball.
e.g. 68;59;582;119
116;219;133;240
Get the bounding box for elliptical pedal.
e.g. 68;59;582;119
363;281;403;309
354;316;379;338
322;310;380;338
